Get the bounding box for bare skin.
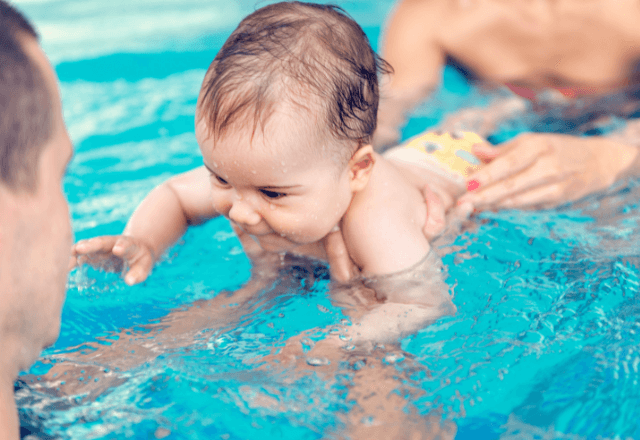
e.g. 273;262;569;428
58;108;471;436
378;0;640;210
258;330;457;440
71;101;465;291
0;35;74;440
29;250;456;439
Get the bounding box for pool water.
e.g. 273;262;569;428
15;0;640;439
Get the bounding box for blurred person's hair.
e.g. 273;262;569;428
0;0;53;191
198;1;391;165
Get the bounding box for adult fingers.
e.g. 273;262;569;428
453;200;474;219
323;227;358;283
461;160;560;210
471;142;502;164
466;136;547;190
495;182;565;210
422;185;446;241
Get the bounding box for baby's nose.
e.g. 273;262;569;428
228;198;261;226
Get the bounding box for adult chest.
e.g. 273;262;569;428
437;0;640;91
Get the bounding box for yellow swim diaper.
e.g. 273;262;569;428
384;130;483;184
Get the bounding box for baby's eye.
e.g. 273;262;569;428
260;189;286;199
213;174;229;186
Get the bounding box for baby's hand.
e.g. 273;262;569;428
71;235;155;285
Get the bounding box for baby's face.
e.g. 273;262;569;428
196;105;354;253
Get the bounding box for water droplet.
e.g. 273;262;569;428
361;416;375;426
306;357;330;367
282;168;288;173
383;353;405;364
350;359;366;371
280;161;286;166
251;170;257;174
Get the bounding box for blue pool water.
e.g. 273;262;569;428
15;0;640;438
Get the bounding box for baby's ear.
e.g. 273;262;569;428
348;145;375;192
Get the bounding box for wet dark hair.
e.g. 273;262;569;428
198;1;391;164
0;0;53;190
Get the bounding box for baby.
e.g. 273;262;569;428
74;2;479;315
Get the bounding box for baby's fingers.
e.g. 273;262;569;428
123;256;154;286
110;237;154;285
111;236;144;261
73;235;120;256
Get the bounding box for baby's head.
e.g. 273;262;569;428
197;1;389;164
195;1;390;252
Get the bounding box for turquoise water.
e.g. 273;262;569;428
15;0;640;439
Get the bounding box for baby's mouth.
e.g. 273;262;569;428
230;220;273;237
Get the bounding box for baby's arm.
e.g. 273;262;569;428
73;166;218;284
335;159;459;342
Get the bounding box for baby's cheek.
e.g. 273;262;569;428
210;188;232;216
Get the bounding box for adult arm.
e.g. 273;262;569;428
438;95;529;138
73;166;218;284
456;132;640;210
374;0;446;150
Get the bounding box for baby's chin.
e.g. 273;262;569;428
254;233;302;253
254;232;324;256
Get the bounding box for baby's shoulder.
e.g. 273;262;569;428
341;160;431;276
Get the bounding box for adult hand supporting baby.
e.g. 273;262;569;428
421;184;447;240
457;133;639;210
72;235;155;285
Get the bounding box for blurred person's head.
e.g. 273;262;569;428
0;0;73;385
